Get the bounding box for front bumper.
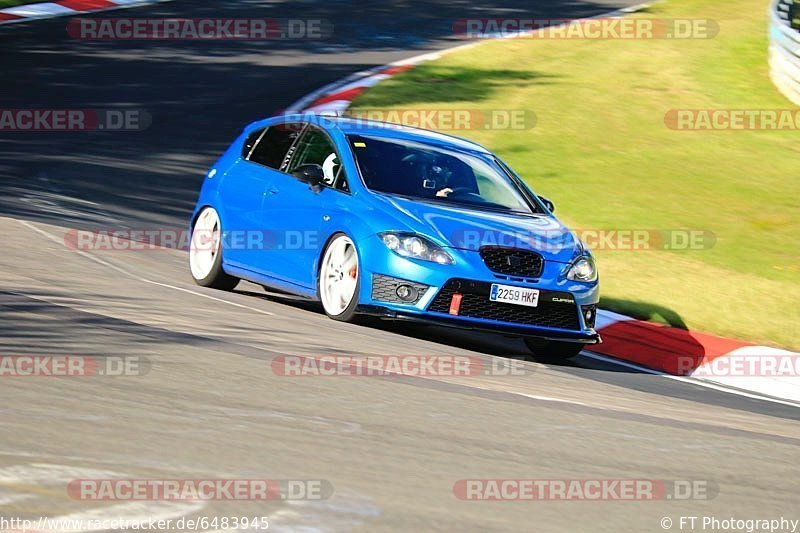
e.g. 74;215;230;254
358;303;602;343
355;235;601;344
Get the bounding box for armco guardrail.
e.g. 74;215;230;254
769;0;800;105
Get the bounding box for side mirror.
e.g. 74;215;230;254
538;195;555;213
292;164;325;187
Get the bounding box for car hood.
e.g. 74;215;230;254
370;194;581;263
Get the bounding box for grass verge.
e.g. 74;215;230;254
350;0;800;349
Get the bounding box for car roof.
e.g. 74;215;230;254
268;113;493;155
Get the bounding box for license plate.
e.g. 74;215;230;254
489;284;540;307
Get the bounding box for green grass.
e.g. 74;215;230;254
0;0;44;8
350;0;800;349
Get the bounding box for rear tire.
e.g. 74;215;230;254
189;206;239;290
523;338;583;362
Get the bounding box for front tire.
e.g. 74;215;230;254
523;338;584;362
318;233;360;322
189;206;239;290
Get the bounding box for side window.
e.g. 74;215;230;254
247;123;304;170
289;126;349;192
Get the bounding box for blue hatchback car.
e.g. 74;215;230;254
189;114;600;358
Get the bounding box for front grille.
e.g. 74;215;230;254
371;274;428;304
428;279;581;330
479;246;544;278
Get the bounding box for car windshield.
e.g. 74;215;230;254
347;134;536;214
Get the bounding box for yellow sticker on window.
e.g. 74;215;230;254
353;142;366;147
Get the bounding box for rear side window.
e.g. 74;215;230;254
289;127;343;185
246;123;304;170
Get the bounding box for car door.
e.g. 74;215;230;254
262;124;347;288
218;122;303;270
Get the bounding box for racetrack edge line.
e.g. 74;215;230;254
16;218;276;317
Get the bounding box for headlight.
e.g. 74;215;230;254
380;232;454;265
566;256;597;282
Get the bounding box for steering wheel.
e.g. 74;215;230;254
437;186;475;198
444;187;473;196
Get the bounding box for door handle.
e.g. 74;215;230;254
267;186;279;195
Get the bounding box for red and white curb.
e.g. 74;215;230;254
0;0;170;25
285;7;800;406
286;44;489;115
285;2;655;115
591;311;800;403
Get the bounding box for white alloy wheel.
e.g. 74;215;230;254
319;234;360;318
190;207;222;281
189;207;238;290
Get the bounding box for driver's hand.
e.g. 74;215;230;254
436;187;453;198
